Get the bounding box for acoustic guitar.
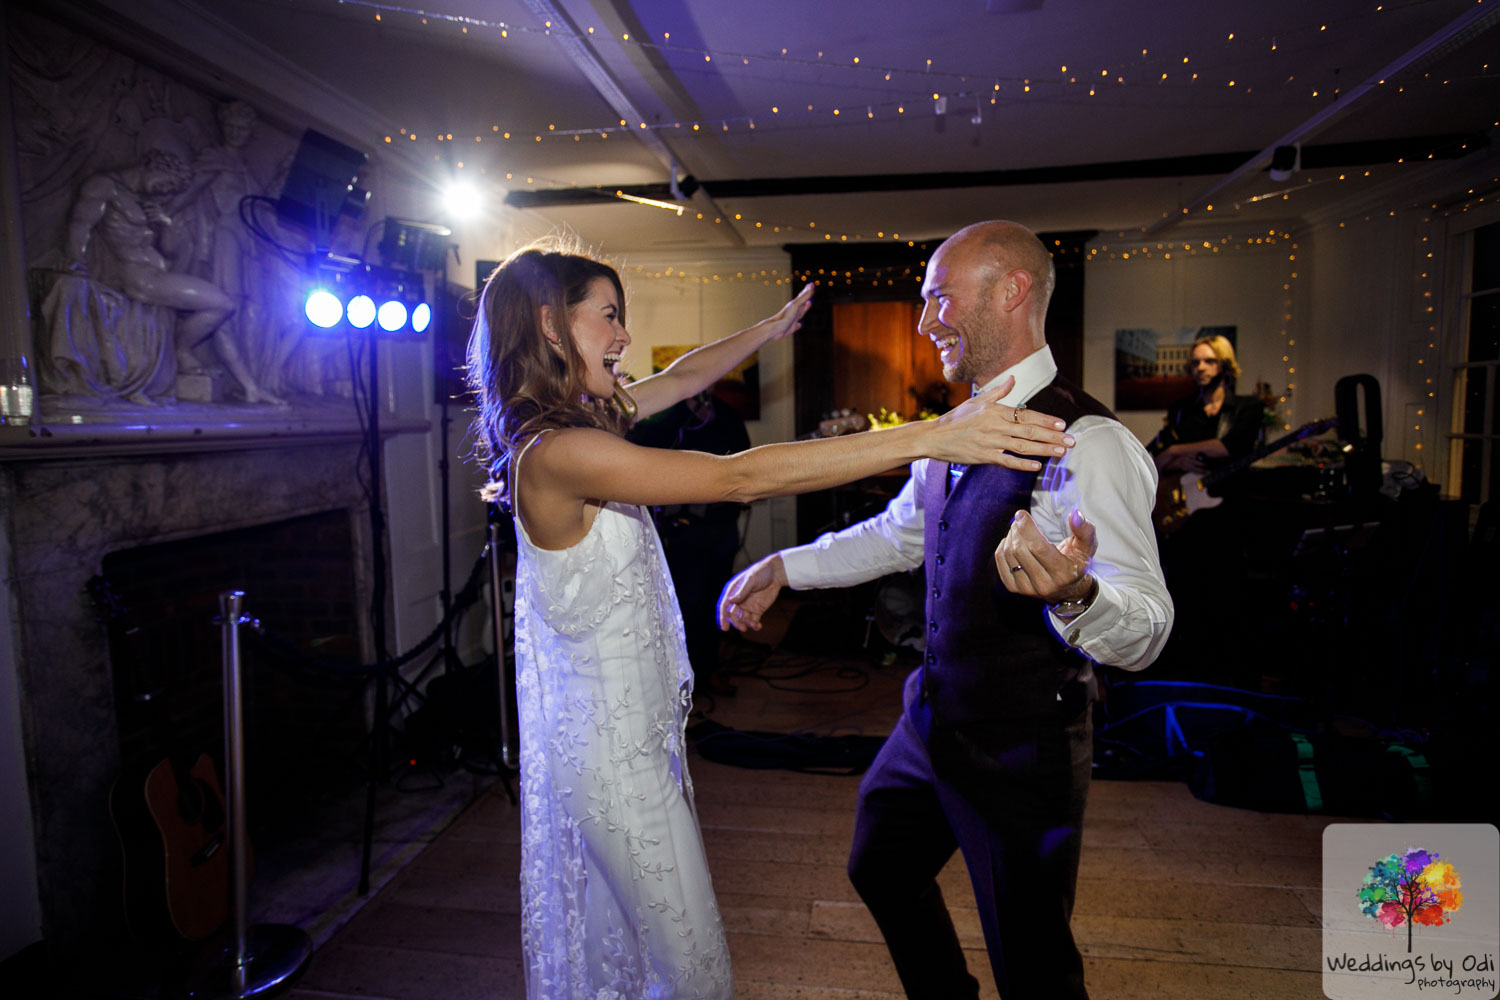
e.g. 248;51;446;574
1154;417;1338;535
90;576;237;942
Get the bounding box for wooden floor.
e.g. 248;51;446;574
284;627;1345;1000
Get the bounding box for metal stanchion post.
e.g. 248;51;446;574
486;525;516;772
179;591;312;999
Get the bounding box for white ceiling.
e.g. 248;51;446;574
164;0;1500;252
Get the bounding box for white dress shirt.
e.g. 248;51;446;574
781;346;1173;671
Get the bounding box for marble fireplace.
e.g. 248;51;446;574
0;0;450;950
0;428;386;945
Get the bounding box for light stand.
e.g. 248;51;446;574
428;254;465;683
268;137;429;900
356;316;390;896
350;262;448;895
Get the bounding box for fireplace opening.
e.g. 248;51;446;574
97;510;369;853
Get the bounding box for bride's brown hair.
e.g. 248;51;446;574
466;243;630;504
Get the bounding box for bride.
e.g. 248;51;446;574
466;243;1074;999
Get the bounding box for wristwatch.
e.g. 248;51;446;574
1050;576;1098;621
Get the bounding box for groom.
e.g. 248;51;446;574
717;221;1173;999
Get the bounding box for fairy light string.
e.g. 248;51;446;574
345;0;1494;146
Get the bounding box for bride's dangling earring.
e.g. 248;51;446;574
612;383;638;420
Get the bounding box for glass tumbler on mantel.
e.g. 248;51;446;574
0;356;33;425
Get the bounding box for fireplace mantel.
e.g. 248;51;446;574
0;406;430;461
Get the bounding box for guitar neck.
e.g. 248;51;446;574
1201;418;1338;489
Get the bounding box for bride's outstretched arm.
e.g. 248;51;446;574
515;377;1075;549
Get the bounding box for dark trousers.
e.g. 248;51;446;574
847;686;1093;1000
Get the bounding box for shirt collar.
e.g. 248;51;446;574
973;345;1057;406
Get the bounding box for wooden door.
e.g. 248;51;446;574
831;301;954;421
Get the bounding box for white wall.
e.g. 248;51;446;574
1083;240;1294;445
1299;211;1444;478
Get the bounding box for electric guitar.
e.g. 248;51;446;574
89;576;236;943
1154;417;1338;535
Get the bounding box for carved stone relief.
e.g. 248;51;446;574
8;10;361;411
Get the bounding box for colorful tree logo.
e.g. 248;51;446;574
1357;848;1464;952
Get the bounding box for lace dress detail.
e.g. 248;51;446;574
512;435;731;1000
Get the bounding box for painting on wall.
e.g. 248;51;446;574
1114;325;1237;410
650;345;761;421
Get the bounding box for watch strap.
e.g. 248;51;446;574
1050;576;1098;620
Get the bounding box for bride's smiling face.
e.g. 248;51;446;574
565;277;630;399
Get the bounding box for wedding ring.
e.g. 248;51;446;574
1012;403;1026;423
1010;564;1023;573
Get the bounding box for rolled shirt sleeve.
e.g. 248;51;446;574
1036;416;1174;671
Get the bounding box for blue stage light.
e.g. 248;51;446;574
305;289;343;328
346;294;376;329
411;302;432;334
377;300;408;332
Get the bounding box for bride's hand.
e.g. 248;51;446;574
928;376;1075;470
754;283;815;342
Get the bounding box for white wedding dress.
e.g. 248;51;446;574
511;435;732;1000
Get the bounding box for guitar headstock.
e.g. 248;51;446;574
1301;417;1339;438
816;410;871;437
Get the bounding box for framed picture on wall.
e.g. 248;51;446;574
1114;325;1236;410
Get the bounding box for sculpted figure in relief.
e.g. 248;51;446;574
13;10;354;410
187;101;294;403
62;147;281;405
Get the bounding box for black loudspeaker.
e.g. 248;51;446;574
274;129;369;249
1335;373;1383;495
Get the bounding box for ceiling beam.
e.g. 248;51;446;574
503;133;1487;208
1142;2;1500;237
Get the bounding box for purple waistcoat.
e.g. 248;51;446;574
917;374;1117;729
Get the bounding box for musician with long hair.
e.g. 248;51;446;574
1147;334;1264;474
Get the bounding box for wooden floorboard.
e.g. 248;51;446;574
287;633;1359;999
